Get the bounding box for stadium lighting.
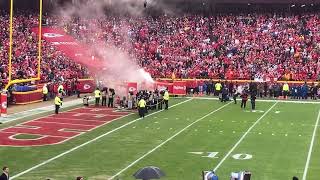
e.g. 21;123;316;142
291;4;295;7
311;4;314;6
248;3;251;6
301;4;306;7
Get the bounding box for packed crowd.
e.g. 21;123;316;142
0;11;90;90
58;13;320;81
1;12;320;91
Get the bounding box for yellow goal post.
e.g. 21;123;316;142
5;0;43;90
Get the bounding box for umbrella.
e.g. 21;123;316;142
133;166;165;180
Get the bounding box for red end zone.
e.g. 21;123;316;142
0;107;132;147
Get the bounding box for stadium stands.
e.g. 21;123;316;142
59;13;320;81
0;11;319;91
0;12;90;90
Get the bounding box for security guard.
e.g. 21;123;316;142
138;97;146;118
94;88;101;106
54;94;63;114
42;84;48;101
57;83;64;94
163;89;169;110
283;82;290;99
215;81;222;96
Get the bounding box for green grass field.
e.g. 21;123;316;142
1;98;320;180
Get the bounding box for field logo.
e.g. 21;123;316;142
232;153;252;160
43;33;64;38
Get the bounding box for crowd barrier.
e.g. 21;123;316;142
13;89;43;105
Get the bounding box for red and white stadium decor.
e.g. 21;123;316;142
1;92;7;117
77;79;95;93
172;81;187;95
127;82;138;94
155;81;173;93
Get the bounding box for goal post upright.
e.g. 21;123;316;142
37;0;43;80
8;0;13;82
5;0;43;90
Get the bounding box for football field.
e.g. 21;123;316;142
1;98;320;180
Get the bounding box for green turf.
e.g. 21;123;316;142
12;134;42;140
1;98;319;180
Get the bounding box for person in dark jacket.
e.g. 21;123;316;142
251;93;256;110
221;87;228;102
0;166;9;180
240;91;248;109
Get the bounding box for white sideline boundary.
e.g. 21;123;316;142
10;99;192;179
302;109;320;180
174;97;320;104
108;101;232;180
213;102;278;172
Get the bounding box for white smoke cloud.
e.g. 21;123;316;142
52;0;178;95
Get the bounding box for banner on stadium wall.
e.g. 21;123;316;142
127;82;138;94
77;79;95;93
155;82;173;93
172;81;187;95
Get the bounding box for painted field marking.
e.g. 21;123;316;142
303;109;320;180
10;99;192;179
32;121;97;127
108;102;232;180
213;102;278;172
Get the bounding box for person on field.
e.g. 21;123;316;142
282;82;289;99
42;84;48;101
54;94;63;114
251;93;256;110
57;82;65;95
214;81;222;96
221;86;228;102
158;90;163;110
138;97;146;118
240;91;248;109
94;88;101;106
83;95;89;106
163;89;169;110
292;177;298;180
108;89;115;108
0;166;9;180
76;177;84;180
101;88;107;106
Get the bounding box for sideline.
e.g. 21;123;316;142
10;98;192;179
302;109;320;180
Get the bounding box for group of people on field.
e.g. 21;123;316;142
93;87;115;107
137;89;170;118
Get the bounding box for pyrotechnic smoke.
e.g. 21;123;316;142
53;0;177;95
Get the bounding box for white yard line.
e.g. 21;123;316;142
10;98;192;179
176;97;320;104
302;109;320;180
213;102;278;172
108;101;232;180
